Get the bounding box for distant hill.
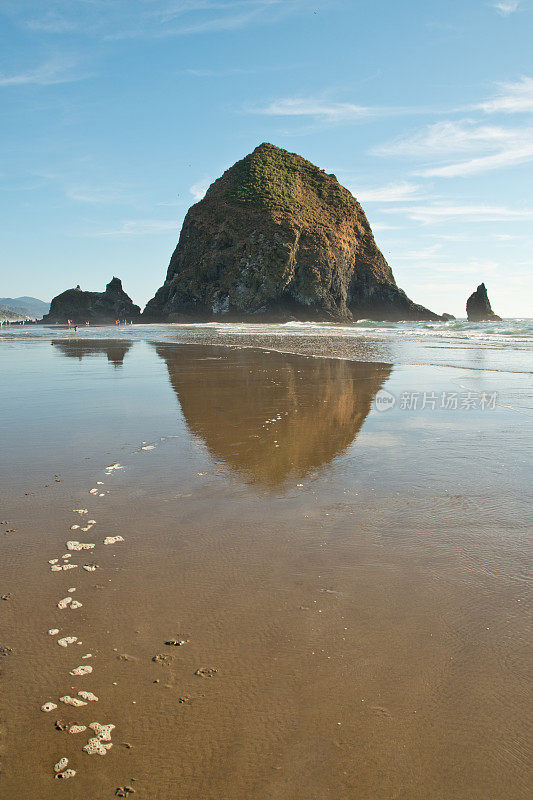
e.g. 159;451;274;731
0;305;26;321
0;296;50;318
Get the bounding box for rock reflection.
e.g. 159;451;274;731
52;339;133;366
155;344;392;487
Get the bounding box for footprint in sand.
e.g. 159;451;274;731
69;724;87;734
195;667;218;678
60;695;87;707
67;541;95;551
83;739;113;755
57;636;78;648
103;536;124;545
70;665;93;676
55;768;76;780
105;463;123;474
83;722;115;755
78;691;98;702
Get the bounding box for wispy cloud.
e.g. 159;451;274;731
370;222;401;231
374;120;533;177
0;57;85;87
14;0;316;41
492;1;521;16
189;180;210;201
182;62;302;78
394;250;500;275
477;76;533;113
66;186;131;204
383;203;533;224
373;120;520;156
418;136;533;177
351;181;425;202
26;18;78;33
251;97;381;122
91;219;177;237
31;171;136;205
391;244;446;263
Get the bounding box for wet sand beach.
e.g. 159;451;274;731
0;336;531;799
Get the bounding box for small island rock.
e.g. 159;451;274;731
42;278;140;324
466;283;502;322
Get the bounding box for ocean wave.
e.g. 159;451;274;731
2;319;532;373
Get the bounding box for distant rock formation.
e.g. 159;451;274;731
466;283;502;322
144;143;443;323
441;312;456;321
42;278;140;324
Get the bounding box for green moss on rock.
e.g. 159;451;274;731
222;143;353;225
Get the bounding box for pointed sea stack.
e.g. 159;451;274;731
466;283;502;322
42;277;140;324
144;143;443;323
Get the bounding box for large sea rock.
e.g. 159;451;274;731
466;283;502;322
42;278;140;324
144;143;443;322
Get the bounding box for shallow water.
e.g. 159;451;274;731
0;334;531;799
2;317;533;373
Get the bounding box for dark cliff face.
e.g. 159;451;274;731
143;143;442;323
466;283;502;322
43;278;141;324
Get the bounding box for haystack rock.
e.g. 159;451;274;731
42;278;140;324
144;143;443;322
466;283;502;322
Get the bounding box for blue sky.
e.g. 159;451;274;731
1;0;532;317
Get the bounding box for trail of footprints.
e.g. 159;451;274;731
40;462;125;781
39;439;212;786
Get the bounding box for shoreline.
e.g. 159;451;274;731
1;339;531;799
